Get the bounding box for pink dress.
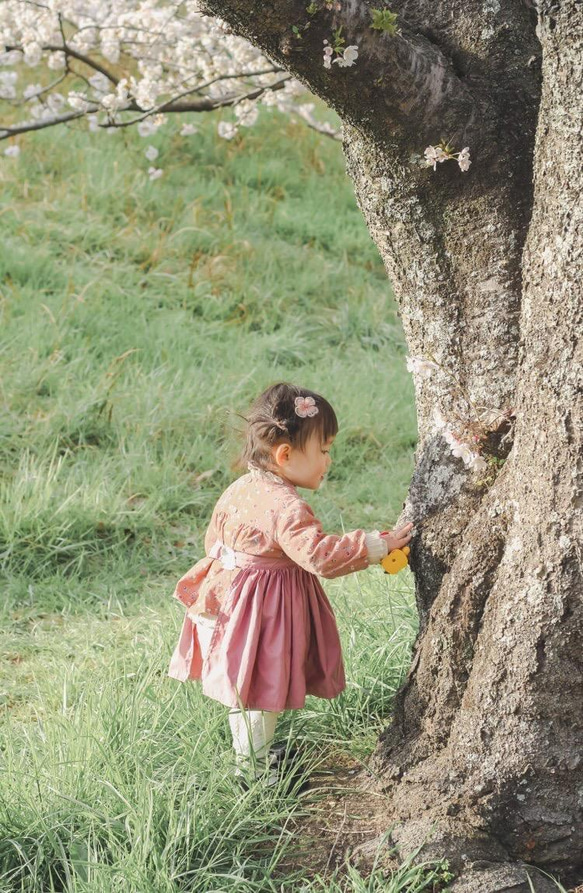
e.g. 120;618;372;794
167;464;382;712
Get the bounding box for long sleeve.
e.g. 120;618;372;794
172;555;214;608
203;504;219;556
274;497;381;579
173;510;219;609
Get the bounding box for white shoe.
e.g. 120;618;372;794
234;753;279;788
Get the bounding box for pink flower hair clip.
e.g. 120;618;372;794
294;395;319;418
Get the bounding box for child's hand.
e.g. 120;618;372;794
381;522;414;553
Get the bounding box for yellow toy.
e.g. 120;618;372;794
381;546;410;575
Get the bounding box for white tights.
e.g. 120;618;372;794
194;613;280;774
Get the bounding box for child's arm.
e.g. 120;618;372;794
173;507;220;611
275;498;390;579
203;503;220;556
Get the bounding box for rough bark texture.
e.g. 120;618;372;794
366;8;582;888
202;0;582;887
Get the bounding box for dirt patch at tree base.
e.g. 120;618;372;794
277;752;582;892
277;751;439;886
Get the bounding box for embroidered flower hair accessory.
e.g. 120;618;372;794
294;395;319;418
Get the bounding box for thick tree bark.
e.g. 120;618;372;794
202;0;582;887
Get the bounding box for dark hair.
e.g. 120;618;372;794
237;382;338;472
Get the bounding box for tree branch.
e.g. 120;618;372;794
0;74;293;140
199;0;481;151
4;44;121;87
0;108;93;138
294;104;341;140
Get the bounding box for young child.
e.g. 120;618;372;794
168;382;413;784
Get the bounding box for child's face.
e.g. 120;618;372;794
272;432;334;490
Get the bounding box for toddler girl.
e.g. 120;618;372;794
168;382;413;785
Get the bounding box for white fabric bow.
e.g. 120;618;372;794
210;539;237;570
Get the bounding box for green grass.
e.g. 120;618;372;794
0;99;473;891
0;570;425;892
0;106;415;614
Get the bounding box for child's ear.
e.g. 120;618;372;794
273;443;291;467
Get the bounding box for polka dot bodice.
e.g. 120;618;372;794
172;466;372;614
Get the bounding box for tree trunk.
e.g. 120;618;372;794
202;0;582;887
369;6;582;888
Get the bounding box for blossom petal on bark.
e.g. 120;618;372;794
406;355;438;377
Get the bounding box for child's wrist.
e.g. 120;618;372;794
365;530;389;562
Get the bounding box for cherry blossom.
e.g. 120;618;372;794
23;83;42;100
67;92;95;113
406;356;439;378
47;51;65;70
424;143;471;172
323;42;334;69
148;166;163;180
234;99;259;127
333;46;359;67
450;439;474;464
442;427;488;474
0;71;18;100
217;121;237;140
457;146;471;171
409;358;504;476
145;145;159;162
468;454;487;473
137;119;162;138
0;0;332;143
424;145;448;170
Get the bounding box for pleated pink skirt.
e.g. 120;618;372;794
168;553;346;712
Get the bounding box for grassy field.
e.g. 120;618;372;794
0;102;549;892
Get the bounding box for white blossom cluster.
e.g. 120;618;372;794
323;40;358;69
0;1;471;180
434;408;488;473
424;144;471;172
406;356;488;474
0;0;308;150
